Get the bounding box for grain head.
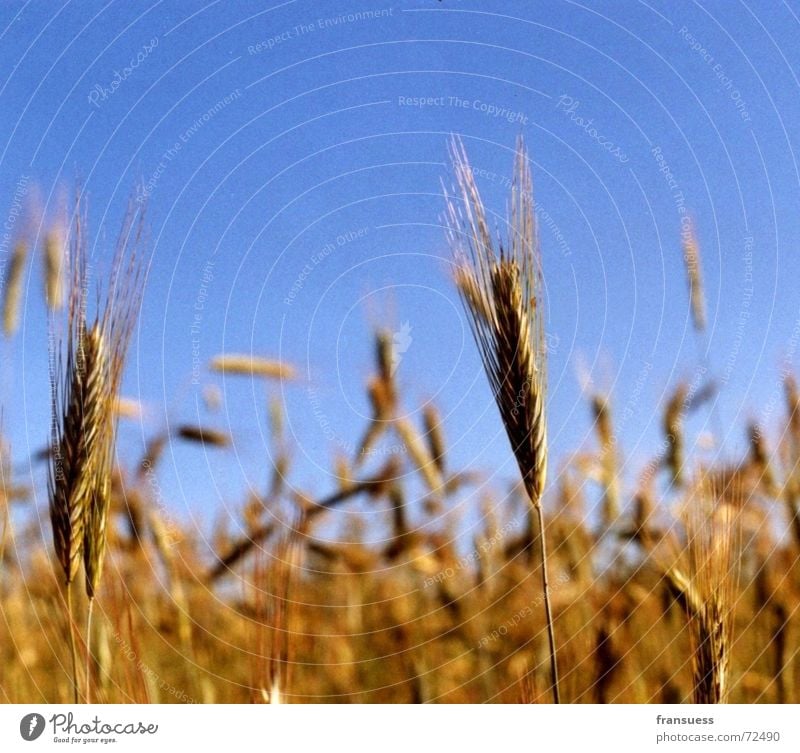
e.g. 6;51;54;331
49;199;144;595
445;136;547;505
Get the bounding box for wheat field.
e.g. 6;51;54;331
1;141;798;705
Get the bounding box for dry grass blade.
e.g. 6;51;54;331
209;354;296;380
177;425;231;448
2;240;29;336
444;135;559;702
423;404;447;475
394;417;443;493
208;522;274;581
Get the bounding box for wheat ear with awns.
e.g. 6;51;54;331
49;201;144;595
444;135;559;702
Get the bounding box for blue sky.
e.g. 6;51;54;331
2;1;800;542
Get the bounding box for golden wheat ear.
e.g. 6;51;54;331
443;136;559;702
49;320;107;586
445;136;548;504
48;197;145;593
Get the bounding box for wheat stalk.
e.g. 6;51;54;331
444;136;559;702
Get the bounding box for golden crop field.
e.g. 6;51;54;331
1;138;797;706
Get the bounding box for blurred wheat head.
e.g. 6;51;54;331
682;217;706;333
654;472;743;703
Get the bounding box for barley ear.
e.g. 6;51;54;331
444;135;558;702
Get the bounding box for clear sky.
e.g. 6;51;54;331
2;1;800;540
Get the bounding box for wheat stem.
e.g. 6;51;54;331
534;498;560;703
85;598;94;704
65;582;80;704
